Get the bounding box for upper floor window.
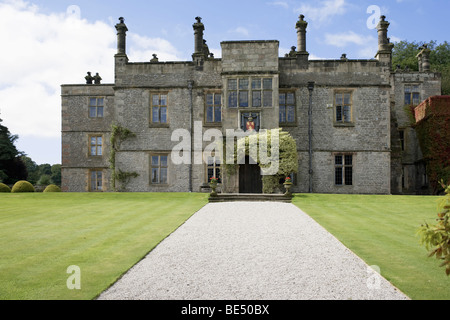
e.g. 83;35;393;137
228;77;273;108
335;154;353;186
279;92;296;124
405;85;420;105
151;93;168;124
206;93;222;123
89;97;104;118
89;136;103;156
334;92;352;124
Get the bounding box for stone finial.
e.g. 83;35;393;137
341;53;348;60
85;72;93;85
150;54;159;63
93;73;102;85
115;17;128;56
417;43;431;72
296;14;308;53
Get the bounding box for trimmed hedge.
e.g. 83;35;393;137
0;183;11;193
43;185;62;193
11;181;35;193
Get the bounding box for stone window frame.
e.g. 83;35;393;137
150;153;169;186
404;84;421;106
204;91;222;126
333;90;354;127
226;77;273;109
88;134;103;157
279;91;297;127
89;169;104;192
334;153;353;186
150;92;170;128
205;153;222;184
89;97;104;118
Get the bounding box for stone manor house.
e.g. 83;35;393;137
61;15;441;194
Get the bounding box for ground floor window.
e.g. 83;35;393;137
335;154;353;186
151;155;168;184
90;170;103;191
207;155;221;183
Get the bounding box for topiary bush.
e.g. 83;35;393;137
0;183;11;193
11;180;35;193
43;184;62;193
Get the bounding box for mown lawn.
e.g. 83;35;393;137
292;193;450;300
0;192;208;300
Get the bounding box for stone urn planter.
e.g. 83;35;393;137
209;178;218;196
283;177;293;196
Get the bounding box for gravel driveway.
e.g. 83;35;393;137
98;202;409;300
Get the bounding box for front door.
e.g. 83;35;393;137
239;156;262;193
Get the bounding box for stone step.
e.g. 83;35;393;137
208;193;293;203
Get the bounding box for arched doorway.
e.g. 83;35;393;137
239;156;262;193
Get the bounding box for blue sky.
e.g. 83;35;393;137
0;0;448;165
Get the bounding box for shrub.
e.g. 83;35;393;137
0;183;11;193
417;183;450;276
43;184;62;193
11;180;35;193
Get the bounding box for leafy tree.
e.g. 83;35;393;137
392;40;450;95
0;115;27;184
51;164;61;186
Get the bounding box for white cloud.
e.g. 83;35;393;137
0;0;182;144
324;31;378;58
268;1;289;9
228;27;250;37
294;0;347;26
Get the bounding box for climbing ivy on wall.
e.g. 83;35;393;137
413;99;450;194
109;124;139;192
223;129;299;194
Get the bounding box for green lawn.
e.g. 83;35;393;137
292;193;450;300
0;192;208;300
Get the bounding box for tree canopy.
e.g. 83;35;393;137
0;116;27;184
392;40;450;95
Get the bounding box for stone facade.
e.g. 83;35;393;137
61;15;441;194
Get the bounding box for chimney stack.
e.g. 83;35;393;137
115;17;128;56
417;44;431;72
193;17;205;56
296;14;308;53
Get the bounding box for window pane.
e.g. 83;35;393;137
228;79;237;90
97;171;103;188
160;156;168;167
335;155;343;165
335;167;343;185
97;146;102;156
152;95;160;106
214;106;221;122
97;98;104;106
253;91;261;107
287;106;295;123
206;94;213;106
215;168;221;182
287;93;295;105
160;95;167;106
228;91;237;108
344;93;351;105
263;79;272;90
160;168;168;184
214;94;221;106
345;155;353;165
91;146;96;156
413;93;420;105
404;86;411;93
343;106;351;122
345;167;353;185
279;105;286;123
239;91;248;107
405;94;411;105
279;94;286;106
97;106;104;117
239;79;248;90
336;106;342;122
160;107;167;123
263;91;272;107
152;156;159;166
206;106;213;122
152;107;159;122
90;107;97;118
335;93;343;106
413;85;419;92
151;168;159;183
252;79;261;89
207;168;214;180
90;98;97;106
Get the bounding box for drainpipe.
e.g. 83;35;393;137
308;82;315;193
188;80;194;192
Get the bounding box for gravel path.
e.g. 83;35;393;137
98;202;409;300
